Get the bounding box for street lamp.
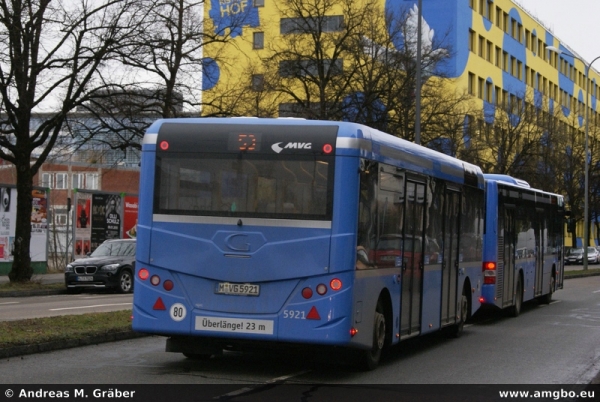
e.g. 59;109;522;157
548;46;600;270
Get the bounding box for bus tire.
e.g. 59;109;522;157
359;301;386;371
447;288;468;338
508;275;523;317
539;275;554;305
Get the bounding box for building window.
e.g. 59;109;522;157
281;16;343;34
468;30;475;53
85;173;98;190
72;173;84;189
41;173;52;189
253;32;264;49
251;74;265;91
478;77;484;99
478;35;484;58
55;173;68;189
468;72;475;95
54;209;68;226
279;59;343;78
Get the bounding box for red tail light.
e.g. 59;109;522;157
138;268;149;280
483;261;496;284
330;278;342;291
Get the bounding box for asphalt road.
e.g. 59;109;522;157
0;275;599;385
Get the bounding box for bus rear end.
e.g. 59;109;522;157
132;119;355;357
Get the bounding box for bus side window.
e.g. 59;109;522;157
356;160;378;270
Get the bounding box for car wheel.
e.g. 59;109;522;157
117;269;134;294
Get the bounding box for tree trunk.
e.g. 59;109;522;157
8;160;34;282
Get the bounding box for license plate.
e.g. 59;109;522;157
216;282;260;296
77;276;94;282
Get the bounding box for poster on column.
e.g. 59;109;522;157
123;196;138;239
30;189;48;262
74;192;92;258
0;186;16;261
105;194;122;240
0;186;47;262
91;193;108;251
91;193;122;250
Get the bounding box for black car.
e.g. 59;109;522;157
65;239;136;293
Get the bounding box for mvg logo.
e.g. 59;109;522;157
271;142;312;153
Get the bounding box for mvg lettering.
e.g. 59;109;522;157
271;142;313;153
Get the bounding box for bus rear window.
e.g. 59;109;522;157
154;153;334;220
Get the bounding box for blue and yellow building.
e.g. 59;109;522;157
201;0;600;246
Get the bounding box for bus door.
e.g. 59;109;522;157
501;207;516;308
441;188;460;326
400;179;425;337
534;209;545;297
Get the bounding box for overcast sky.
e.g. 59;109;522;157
515;0;600;64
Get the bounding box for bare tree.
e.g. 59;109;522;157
0;0;142;281
464;89;549;181
263;0;380;120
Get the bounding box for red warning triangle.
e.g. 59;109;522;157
306;306;320;320
153;297;166;310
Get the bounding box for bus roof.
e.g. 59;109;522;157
144;117;484;189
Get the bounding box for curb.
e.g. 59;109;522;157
564;272;600;279
0;330;148;359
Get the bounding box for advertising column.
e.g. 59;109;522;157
30;189;48;262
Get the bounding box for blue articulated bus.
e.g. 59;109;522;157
132;118;486;370
481;174;565;316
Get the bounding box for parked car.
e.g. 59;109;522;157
564;246;599;265
564;248;583;265
585;247;600;264
64;239;136;293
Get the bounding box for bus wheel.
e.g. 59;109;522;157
539;275;554;305
360;302;386;371
447;290;467;338
508;276;523;317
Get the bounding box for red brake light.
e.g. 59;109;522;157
138;268;149;280
163;280;174;291
483;261;496;271
483;262;496;284
301;287;313;299
330;278;342;291
322;144;333;154
160;141;169;150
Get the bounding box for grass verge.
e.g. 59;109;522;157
564;268;600;276
0;281;64;293
0;310;132;349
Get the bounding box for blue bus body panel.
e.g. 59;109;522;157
133;118;487;350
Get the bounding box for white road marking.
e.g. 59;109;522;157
592;290;600;293
0;302;19;305
49;303;132;311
